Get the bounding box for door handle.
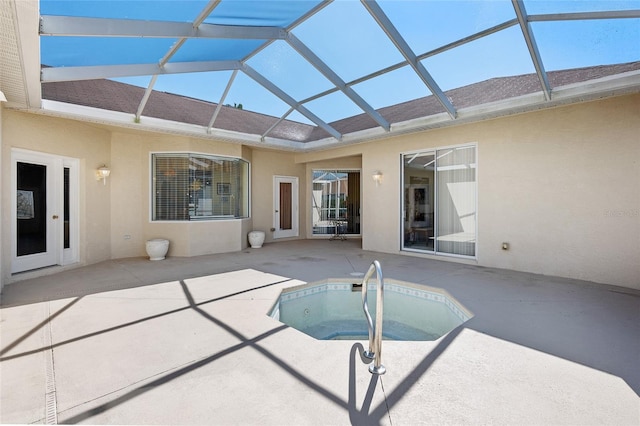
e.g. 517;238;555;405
52;215;59;219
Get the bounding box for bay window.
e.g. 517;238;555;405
152;153;249;221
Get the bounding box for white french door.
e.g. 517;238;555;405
273;176;298;239
11;149;79;273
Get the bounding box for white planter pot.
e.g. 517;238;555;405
248;231;265;248
146;239;169;260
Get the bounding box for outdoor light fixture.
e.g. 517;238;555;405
0;91;7;102
96;165;111;185
372;171;383;186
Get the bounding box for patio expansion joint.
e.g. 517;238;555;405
44;302;58;425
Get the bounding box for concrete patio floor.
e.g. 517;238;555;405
1;240;638;425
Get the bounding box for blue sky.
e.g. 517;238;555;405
40;0;640;125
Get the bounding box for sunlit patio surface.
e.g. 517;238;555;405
1;240;638;425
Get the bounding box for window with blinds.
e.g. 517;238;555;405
152;153;249;221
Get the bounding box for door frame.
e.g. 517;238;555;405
11;149;80;273
273;175;299;239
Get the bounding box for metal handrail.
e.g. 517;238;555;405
361;260;386;375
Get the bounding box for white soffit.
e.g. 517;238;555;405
0;0;42;108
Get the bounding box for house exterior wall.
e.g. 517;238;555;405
1;94;638;290
297;94;640;289
296;141;401;254
250;149;307;244
0;115;254;287
477;95;639;287
1;110;112;287
109;131;250;258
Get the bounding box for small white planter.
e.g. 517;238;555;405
248;231;265;248
146;239;169;260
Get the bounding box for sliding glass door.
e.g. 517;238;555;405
403;152;435;251
402;145;476;257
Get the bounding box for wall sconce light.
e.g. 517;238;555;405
372;171;383;186
96;165;111;185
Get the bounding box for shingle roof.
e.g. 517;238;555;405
41;76;317;141
41;61;640;143
311;61;640;139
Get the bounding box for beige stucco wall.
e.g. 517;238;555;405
109;131;251;258
470;96;636;288
1;93;638;289
1;113;256;286
297;94;640;289
477;95;639;286
250;149;307;244
296;141;400;250
1;110;112;285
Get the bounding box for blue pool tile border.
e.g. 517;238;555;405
272;279;472;323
